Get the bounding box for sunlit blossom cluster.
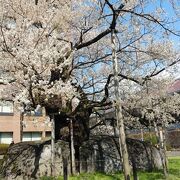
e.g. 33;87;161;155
0;0;81;111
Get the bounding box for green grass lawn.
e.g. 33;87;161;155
41;156;180;180
168;156;180;179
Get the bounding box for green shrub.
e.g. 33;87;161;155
128;132;158;146
166;144;172;151
144;134;158;145
0;144;9;155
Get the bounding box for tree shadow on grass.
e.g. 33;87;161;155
99;171;165;180
102;173;121;180
90;171;165;180
74;172;122;180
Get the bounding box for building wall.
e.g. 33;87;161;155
23;115;51;141
0;113;21;143
0;112;51;144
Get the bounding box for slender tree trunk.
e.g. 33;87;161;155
70;118;76;175
158;127;168;178
111;29;131;180
63;157;68;180
51;114;55;176
153;122;168;177
132;155;138;180
113;118;122;159
162;127;168;172
20;112;24;142
140;128;144;141
74;145;80;174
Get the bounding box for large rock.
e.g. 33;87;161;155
79;137;162;173
2;137;162;179
2;140;70;180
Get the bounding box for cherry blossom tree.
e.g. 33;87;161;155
0;0;180;178
120;78;180;177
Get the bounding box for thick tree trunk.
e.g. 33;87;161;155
111;29;131;180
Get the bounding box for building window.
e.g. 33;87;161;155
0;132;13;144
0;101;13;114
22;132;42;142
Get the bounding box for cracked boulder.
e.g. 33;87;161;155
1;140;70;180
